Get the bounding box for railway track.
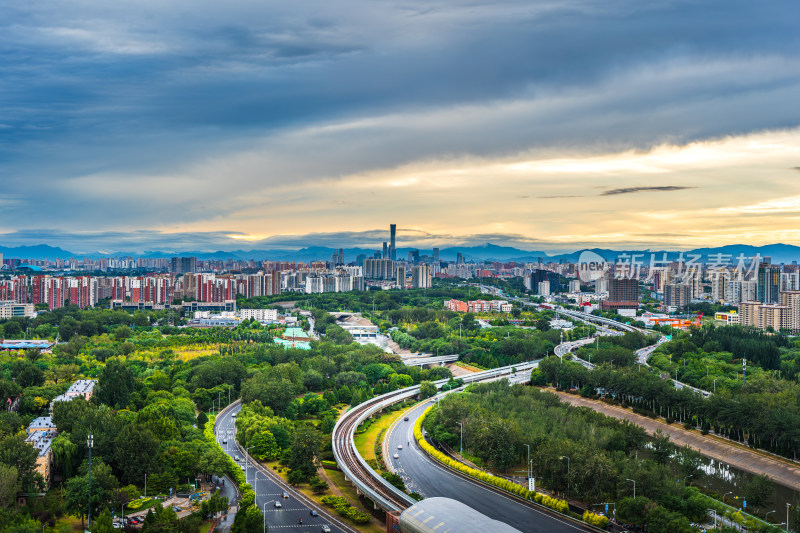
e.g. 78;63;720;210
332;394;416;512
331;362;538;513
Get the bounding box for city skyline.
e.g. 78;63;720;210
2;1;799;252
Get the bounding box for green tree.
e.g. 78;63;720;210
113;425;160;486
95;360;135;408
250;431;280;461
231;505;264;533
650;430;673;465
91;508;114;533
418;381;437;399
0;464;20;509
743;474;774;510
0;433;39;491
287;425;321;481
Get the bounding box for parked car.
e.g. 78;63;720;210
172;506;181;513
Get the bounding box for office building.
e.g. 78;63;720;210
568;279;581;293
390;223;397;261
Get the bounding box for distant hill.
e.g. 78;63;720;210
3;242;800;264
0;244;75;260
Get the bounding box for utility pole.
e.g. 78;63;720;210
457;422;463;454
87;433;94;528
743;357;747;386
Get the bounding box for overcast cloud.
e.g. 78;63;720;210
1;0;799;253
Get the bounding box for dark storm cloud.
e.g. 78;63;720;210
601;186;695;196
0;0;798;235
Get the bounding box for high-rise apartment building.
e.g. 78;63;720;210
170;257;197;275
664;283;691;311
396;266;407;288
757;263;781;303
600;277;639;311
412;264;431;289
364;258;395;280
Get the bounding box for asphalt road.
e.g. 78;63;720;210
214;404;351;533
385;400;594;533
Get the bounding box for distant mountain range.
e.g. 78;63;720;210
3;242;800;264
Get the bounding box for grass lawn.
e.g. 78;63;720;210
353;405;410;465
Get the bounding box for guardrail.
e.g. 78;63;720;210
332;361;538;513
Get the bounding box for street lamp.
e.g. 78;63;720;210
626;478;635;499
246;445;257;496
263;502;269;533
144;473;147;498
87;433;94;528
787;502;791;531
457;422;463;454
559;456;570;497
766;510;776;522
723;491;733;505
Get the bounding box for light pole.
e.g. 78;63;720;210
787;502;791;531
87;433;94;528
766;510;776;522
626;478;635;499
559;456;570;497
144;473;147;497
263;501;269;533
457;422;463;454
247;445;257;497
723;491;733;505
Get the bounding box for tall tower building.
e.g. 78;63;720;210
432;248;440;263
390;224;397;261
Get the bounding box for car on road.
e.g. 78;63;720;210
222;439;227;444
172;506;181;513
282;491;289;498
404;416;409;421
310;510;318;517
234;455;240;461
274;501;282;508
397;444;403;449
232;413;237;418
321;526;331;533
393;453;399;459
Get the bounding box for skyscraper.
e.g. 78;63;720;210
390;224;397;261
382;242;388;259
432;248;439;263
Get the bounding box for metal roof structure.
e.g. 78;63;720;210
399;497;522;533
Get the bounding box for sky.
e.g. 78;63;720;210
1;0;799;254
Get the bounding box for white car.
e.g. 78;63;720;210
397;444;403;450
393;453;399;459
274;501;282;508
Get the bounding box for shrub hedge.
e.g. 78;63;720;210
415;406;606;527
